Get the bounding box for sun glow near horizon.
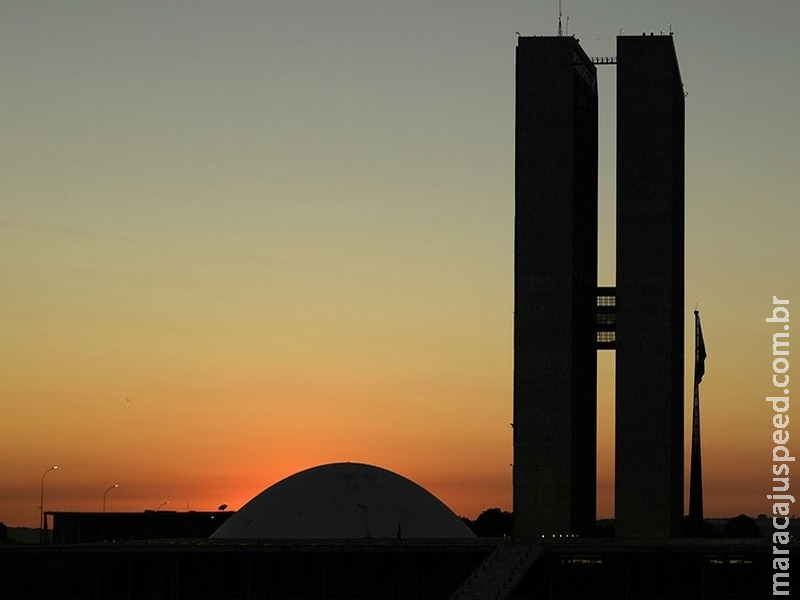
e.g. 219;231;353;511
2;1;798;528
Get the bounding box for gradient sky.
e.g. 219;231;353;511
2;1;798;527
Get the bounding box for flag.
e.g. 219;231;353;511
694;311;707;385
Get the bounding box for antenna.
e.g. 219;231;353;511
558;0;563;36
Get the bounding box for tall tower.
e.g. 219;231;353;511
513;36;598;537
615;34;685;538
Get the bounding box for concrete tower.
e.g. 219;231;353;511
513;36;598;538
615;34;685;538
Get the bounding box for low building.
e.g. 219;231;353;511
47;510;234;544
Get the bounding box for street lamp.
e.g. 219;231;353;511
39;465;58;543
156;500;170;511
103;484;118;513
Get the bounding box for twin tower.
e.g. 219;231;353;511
513;34;684;538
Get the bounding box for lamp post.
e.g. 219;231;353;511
103;484;118;513
156;500;170;511
39;465;58;543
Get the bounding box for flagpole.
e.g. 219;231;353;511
689;310;705;527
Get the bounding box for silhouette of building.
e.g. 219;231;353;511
47;510;234;544
0;35;779;596
212;463;474;539
615;34;685;538
513;35;598;537
514;34;684;538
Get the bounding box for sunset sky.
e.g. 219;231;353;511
2;1;798;527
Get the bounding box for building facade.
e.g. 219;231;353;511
615;34;685;538
514;34;684;538
513;36;598;537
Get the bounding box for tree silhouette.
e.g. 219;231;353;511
465;508;513;537
721;514;761;538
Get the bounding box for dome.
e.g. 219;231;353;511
211;462;475;539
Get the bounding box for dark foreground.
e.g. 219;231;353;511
0;537;783;599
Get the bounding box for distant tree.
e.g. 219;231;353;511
721;514;761;538
470;508;513;537
681;516;718;538
594;520;614;538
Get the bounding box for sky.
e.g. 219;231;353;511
2;1;798;527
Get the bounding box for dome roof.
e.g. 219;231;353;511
211;462;475;539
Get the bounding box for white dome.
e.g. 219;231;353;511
211;462;475;539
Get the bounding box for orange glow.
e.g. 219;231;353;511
2;1;797;531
